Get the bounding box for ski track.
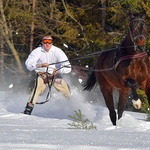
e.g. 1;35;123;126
0;81;150;150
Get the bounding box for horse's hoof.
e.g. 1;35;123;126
132;99;141;109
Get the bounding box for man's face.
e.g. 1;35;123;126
42;38;53;51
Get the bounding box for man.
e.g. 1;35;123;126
23;35;71;115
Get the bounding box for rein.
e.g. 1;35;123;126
47;46;135;66
114;51;147;69
45;49;148;73
63;52;148;72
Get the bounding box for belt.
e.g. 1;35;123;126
38;72;52;75
38;72;54;84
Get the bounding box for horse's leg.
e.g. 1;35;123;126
99;82;116;125
125;78;141;109
117;90;129;120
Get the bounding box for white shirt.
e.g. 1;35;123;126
25;45;71;74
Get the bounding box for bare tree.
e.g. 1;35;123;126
0;0;25;73
61;0;88;45
0;35;5;81
101;0;107;29
30;0;36;52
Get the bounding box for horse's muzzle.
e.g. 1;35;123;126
134;36;146;52
136;39;145;46
135;35;145;44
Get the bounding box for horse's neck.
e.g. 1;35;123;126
120;37;135;54
122;35;133;46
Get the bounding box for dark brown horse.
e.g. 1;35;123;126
84;13;150;125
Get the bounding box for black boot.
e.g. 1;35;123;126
23;102;34;115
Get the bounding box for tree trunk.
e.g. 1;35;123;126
101;0;107;29
0;0;25;73
0;36;5;81
30;0;36;52
50;0;56;19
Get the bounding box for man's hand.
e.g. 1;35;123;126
53;69;58;76
41;63;49;67
37;63;49;68
37;63;58;75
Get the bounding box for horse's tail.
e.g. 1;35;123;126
83;71;96;91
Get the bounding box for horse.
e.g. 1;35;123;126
83;13;150;125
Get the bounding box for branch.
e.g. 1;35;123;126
61;0;88;45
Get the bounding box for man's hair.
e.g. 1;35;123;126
42;35;53;40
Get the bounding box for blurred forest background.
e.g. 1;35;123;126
0;0;150;112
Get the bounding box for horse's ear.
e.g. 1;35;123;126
140;10;146;20
141;14;146;20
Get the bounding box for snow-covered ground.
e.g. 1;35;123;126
0;75;150;150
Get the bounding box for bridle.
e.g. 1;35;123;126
128;18;147;52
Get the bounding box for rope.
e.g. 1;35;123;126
48;46;135;66
61;51;148;72
36;67;55;105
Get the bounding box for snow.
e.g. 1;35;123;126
0;75;150;150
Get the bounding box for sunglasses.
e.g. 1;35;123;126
42;39;53;44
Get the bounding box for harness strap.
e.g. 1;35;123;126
84;51;148;72
36;67;55;105
114;51;147;69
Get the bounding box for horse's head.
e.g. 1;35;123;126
128;13;147;52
